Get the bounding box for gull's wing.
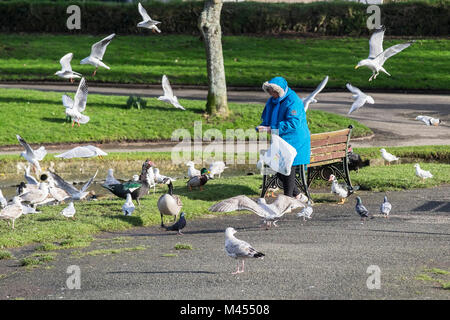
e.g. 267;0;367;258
378;41;414;64
161;75;174;98
346;83;363;96
85;145;108;156
348;95;366;115
90;33;115;60
225;237;261;258
47;171;79;196
271;194;304;216
209;195;267;217
73;77;88;112
59;53;74;72
62;95;74;109
16;135;34;158
24;166;39;185
55;146;96;159
303;75;329;112
80;170;98;194
33;146;47;161
368;26;385;59
138;2;151;21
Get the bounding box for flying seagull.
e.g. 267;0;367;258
158;75;186;110
137;2;161;33
80;33;115;76
302;75;329;112
225;227;265;274
209;195;305;229
55;145;107;159
47;170;98;200
62;77;89;127
380;195;392;219
415;115;441;126
346;83;375;115
55;53;82;83
16;135;47;174
355;25;414;81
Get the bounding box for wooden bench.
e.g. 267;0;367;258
260;125;356;200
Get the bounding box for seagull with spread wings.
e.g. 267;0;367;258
137;2;161;33
302;76;329;112
62;77;89;127
55;53;82;83
80;33;115;76
55;145;107;159
158;75;186;110
346;83;375;115
16;135;47;174
355;25;414;81
47;170;98;201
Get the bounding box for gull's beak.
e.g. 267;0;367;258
354;65;359;69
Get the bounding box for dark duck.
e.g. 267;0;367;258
102;159;155;205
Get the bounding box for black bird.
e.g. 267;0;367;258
102;159;155;205
347;145;368;172
165;212;186;235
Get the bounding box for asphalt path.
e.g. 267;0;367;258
0;186;449;301
0;83;448;154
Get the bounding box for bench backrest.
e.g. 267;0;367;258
308;126;353;168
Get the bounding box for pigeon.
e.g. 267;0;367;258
0;196;24;229
208;161;228;179
103;168;121;186
328;174;349;204
414;164;433;181
165;211;186;235
137;2;161;33
55;53;81;83
302;76;329;112
47;170;98;200
355;25;415;81
157;75;186;110
122;193;135;216
186;161;201;178
80;33;115;76
62;77;90;127
209;195;305;229
61;202;76;220
346;83;375;115
296;200;313;221
380;148;399;165
225;227;265;274
415;115;441;126
0;189;7;209
24;165;39;185
355;197;372;221
55;145;107;159
16;134;47;174
380;195;392;218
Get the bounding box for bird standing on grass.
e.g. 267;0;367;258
122;193;135;216
187;168;211;191
414;164;433;181
0;197;24;229
225;227;265;275
380;148;399;165
61;202;76;220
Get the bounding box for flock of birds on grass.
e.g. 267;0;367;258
0;5;443;274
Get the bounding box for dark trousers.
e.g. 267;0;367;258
277;165;300;198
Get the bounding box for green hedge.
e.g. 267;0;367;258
0;1;448;36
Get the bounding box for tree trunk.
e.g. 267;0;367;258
199;0;229;117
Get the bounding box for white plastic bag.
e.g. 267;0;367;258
261;134;297;176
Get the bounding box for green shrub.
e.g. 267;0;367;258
126;95;147;110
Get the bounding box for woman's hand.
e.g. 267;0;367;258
257;126;271;133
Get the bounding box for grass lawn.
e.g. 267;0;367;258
0;34;448;91
0;153;449;249
0;87;371;146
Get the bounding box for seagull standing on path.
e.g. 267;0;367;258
355;25;415;81
380;148;399;165
16;135;47;175
296;200;313;222
80;33;115;76
158;75;186;110
62;77;90;127
55;53;82;83
302;76;329;112
225;227;265;275
346;83;375;115
137;2;161;33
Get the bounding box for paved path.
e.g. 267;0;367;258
0;83;448;154
0;186;449;301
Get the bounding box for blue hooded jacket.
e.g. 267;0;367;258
259;77;311;166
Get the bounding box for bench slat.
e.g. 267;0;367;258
307;158;343;168
310;135;348;148
310;151;346;163
311;128;350;141
311;143;347;156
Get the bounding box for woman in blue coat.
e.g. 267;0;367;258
257;76;311;199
